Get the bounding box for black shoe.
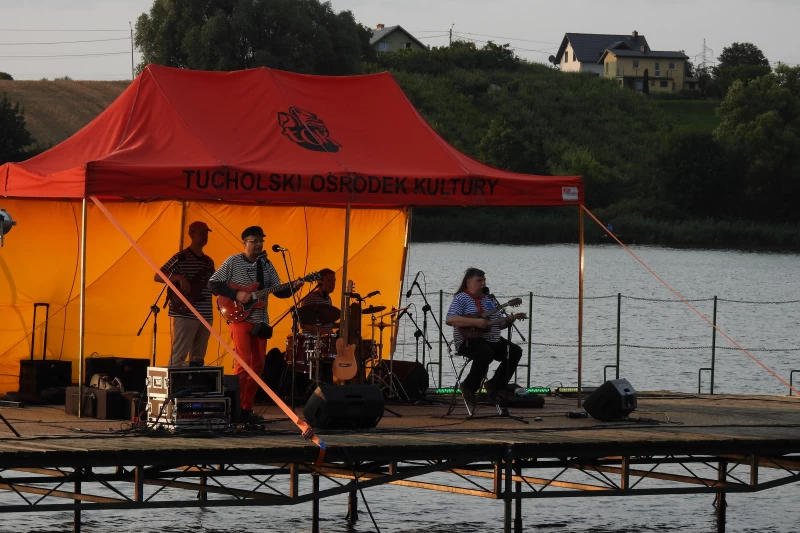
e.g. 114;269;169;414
460;385;477;408
239;409;265;424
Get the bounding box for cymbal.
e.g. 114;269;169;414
374;321;394;329
298;303;340;325
362;305;386;315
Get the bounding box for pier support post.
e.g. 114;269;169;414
134;465;144;503
715;460;727;533
504;448;513;533
73;466;81;533
346;489;359;526
514;463;523;533
311;473;320;533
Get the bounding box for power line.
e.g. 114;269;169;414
415;34;450;40
452;34;554;55
0;51;131;60
0;37;131;46
0;28;128;32
452;31;560;45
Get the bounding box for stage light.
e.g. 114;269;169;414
0;208;16;247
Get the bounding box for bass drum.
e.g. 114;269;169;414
285;333;316;371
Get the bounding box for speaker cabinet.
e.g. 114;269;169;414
390;361;429;400
304;385;384;429
582;379;637;421
65;387;125;419
224;375;241;423
19;360;72;396
85;357;150;393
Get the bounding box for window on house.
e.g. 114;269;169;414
660;80;668;88
633;60;639;69
405;42;412;49
655;62;661;77
606;62;609;74
669;61;676;70
378;42;391;52
565;51;569;62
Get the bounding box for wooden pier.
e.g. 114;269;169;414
1;391;799;532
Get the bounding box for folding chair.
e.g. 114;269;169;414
444;340;489;417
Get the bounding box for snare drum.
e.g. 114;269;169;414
285;333;316;369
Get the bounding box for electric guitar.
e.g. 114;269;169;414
165;253;214;315
218;271;322;323
333;280;358;381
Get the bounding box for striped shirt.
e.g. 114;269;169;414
160;248;215;322
447;291;501;348
209;253;283;324
299;289;334;331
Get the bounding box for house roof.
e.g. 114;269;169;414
599;49;689;63
369;25;428;50
555;33;650;64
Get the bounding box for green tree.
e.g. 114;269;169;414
134;0;366;75
714;42;771;94
0;94;36;164
715;65;800;221
0;72;13;81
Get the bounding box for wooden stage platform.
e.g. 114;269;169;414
1;391;799;533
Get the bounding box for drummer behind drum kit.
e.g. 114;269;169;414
282;281;408;400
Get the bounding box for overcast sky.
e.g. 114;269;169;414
1;0;797;80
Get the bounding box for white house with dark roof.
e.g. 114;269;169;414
555;32;651;74
370;24;428;53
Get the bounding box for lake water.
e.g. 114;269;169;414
6;243;800;532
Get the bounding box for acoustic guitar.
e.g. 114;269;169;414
333;280;358;381
458;313;528;339
217;271;321;323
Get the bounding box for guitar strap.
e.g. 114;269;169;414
256;257;265;290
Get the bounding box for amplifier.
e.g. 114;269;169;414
146;366;223;397
147;396;230;429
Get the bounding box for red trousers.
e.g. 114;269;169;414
229;321;267;410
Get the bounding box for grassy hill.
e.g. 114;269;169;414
0;80;129;148
652;99;721;132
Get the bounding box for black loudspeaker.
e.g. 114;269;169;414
304;385;384;429
65;387;125;419
19;360;72;395
582;378;637;421
224;375;241;423
85;357;150;393
390;361;429;400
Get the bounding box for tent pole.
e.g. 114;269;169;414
577;205;585;409
339;203;352;319
77;198;88;418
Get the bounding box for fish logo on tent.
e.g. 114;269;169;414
277;107;342;153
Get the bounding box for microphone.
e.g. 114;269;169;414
482;287;490;295
406;271;421;298
272;244;288;252
396;307;409;320
364;290;380;299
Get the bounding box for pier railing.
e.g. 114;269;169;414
394;290;800;395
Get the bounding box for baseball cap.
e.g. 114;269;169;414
188;221;211;234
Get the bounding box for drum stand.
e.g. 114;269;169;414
369;314;409;403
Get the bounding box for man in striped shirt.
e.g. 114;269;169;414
445;267;522;407
299;268;336;333
155;221;215;367
208;225;303;422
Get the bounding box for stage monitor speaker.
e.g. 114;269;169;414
582;378;637;421
19;360;72;396
304;385;384;429
390;360;429;400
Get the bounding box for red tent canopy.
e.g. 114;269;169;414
2;65;582;206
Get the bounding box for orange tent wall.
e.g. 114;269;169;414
0;199;408;393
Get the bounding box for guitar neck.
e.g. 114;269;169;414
252;281;292;299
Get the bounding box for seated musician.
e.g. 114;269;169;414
298;268;336;334
155;221;215;367
445;267;522;406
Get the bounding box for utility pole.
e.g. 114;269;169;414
449;23;454;46
129;21;134;81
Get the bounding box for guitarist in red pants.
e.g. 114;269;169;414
208;226;303;423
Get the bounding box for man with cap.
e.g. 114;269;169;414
156;221;216;367
208;226;304;423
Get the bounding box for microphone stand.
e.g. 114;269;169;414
275;250;303;413
137;282;169;366
404;309;433;380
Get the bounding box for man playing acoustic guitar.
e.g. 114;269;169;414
155;221;215;367
445;267;523;408
208;226;304;423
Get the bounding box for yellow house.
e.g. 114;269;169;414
370;24;428;53
599;41;690;93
